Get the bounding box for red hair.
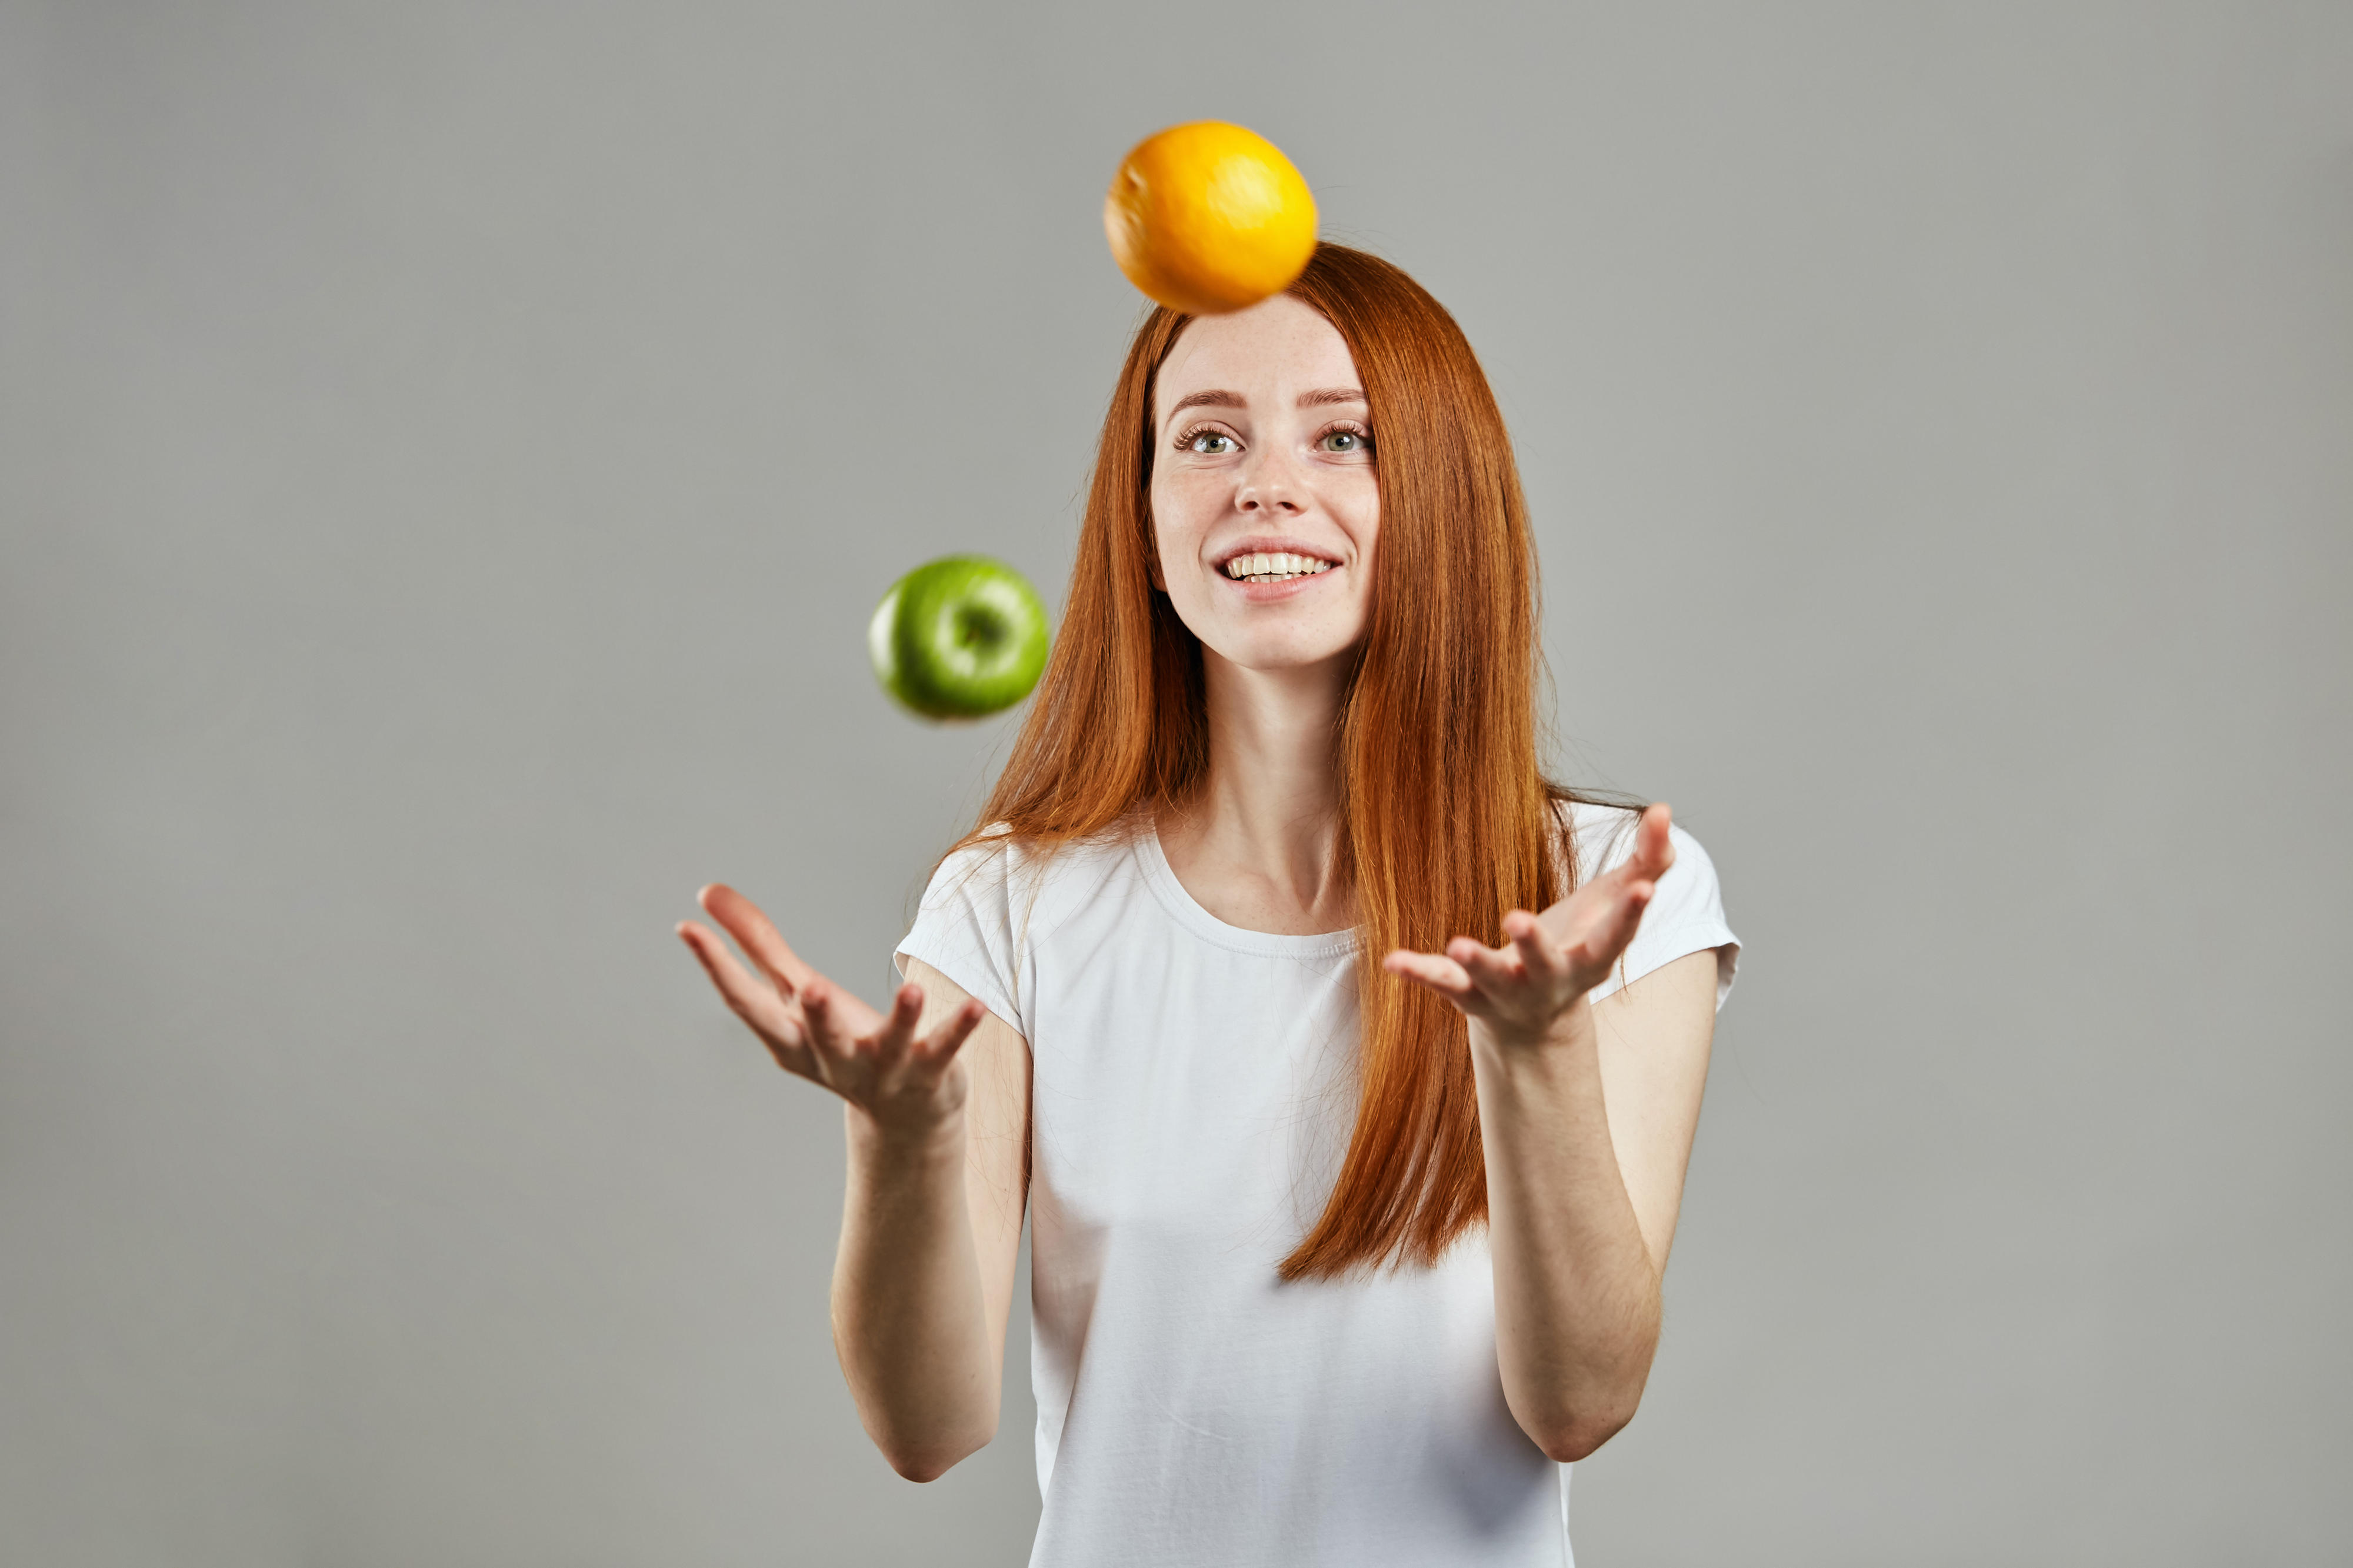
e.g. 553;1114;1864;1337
956;243;1580;1278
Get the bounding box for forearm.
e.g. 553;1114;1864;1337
830;1107;998;1480
1475;1002;1661;1462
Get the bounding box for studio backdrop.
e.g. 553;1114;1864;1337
3;3;2348;1564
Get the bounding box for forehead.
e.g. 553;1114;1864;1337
1154;295;1359;423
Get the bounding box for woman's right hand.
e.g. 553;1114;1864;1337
676;883;986;1136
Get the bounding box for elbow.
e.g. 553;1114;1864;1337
875;1421;996;1484
1529;1397;1642;1464
884;1450;955;1484
842;1357;1002;1483
1519;1321;1660;1462
1534;1403;1628;1469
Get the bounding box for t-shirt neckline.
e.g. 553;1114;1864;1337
1132;826;1361;960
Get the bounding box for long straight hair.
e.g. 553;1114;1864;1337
954;243;1581;1278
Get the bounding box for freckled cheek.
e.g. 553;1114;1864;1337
1332;486;1379;579
1149;476;1224;561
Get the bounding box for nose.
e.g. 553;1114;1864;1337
1235;446;1305;516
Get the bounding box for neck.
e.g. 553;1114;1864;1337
1157;647;1355;933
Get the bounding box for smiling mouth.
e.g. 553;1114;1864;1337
1222;551;1335;584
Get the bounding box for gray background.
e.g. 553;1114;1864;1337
4;2;2348;1563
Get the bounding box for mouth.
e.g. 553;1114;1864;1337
1215;545;1339;585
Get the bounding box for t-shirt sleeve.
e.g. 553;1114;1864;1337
1586;820;1741;1011
894;838;1032;1040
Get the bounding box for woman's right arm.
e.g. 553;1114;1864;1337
676;886;1031;1482
834;956;1029;1479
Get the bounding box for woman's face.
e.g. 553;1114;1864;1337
1148;294;1378;675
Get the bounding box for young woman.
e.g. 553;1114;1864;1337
678;243;1738;1566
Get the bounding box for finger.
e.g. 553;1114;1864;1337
918;997;988;1062
1382;949;1480;1003
676;921;815;1073
864;981;925;1059
1627;803;1675;882
1502;909;1568;983
1567;879;1655;976
1447;936;1524;995
697;883;815;997
797;978;861;1060
676;919;782;1021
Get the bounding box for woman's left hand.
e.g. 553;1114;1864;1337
1383;803;1675;1049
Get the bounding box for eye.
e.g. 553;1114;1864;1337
1179;426;1238;455
1317;426;1373;455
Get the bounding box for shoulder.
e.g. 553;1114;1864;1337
1558;798;1717;886
1558;797;1741;1009
917;821;1141;937
902;824;1142;1043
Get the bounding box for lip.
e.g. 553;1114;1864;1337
1224;568;1334;603
1209;535;1344;573
1211;538;1343;604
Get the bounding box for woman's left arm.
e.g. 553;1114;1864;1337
1383;803;1721;1463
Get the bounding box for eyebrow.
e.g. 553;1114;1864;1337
1162;386;1369;423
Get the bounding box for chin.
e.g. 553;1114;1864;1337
1210;630;1361;674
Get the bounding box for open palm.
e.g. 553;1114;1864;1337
676;884;984;1131
1383;804;1676;1047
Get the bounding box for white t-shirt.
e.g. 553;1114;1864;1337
896;801;1738;1567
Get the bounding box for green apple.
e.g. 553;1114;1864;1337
869;555;1051;719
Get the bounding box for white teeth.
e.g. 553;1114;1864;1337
1224;551;1336;581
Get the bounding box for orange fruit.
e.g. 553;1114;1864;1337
1104;122;1318;315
